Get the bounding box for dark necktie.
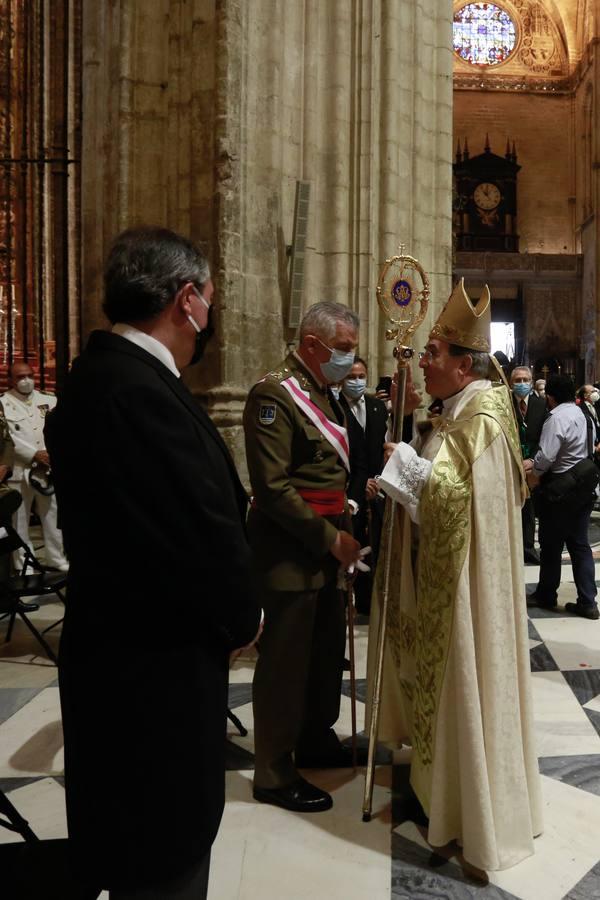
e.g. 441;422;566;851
520;399;527;418
327;389;345;425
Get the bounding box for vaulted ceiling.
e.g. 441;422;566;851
551;0;595;63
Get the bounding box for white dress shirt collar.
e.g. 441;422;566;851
112;323;180;378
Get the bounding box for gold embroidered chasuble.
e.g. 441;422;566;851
366;380;543;872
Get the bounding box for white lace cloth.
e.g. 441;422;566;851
377;442;432;524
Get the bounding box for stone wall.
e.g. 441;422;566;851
81;0;216;335
81;0;455;473
575;40;599;380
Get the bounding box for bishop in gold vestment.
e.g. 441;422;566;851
367;280;543;871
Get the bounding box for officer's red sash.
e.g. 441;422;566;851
280;376;350;472
296;488;345;515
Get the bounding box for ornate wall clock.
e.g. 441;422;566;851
454;136;521;252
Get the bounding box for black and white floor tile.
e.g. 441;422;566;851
2;537;600;898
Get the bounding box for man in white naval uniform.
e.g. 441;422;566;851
2;362;68;570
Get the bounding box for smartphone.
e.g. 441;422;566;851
375;376;392;395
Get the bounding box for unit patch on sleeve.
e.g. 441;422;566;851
259;404;277;425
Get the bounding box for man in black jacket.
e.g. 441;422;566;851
341;357;388;613
46;228;260;899
511;366;547;564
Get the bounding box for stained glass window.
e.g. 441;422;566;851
453;3;517;66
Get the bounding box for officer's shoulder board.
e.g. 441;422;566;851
252;366;295;426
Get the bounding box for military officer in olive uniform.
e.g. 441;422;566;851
244;301;363;814
2;362;68;570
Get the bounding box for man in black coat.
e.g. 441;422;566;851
46;228;260;899
341;357;389;613
511;365;547;564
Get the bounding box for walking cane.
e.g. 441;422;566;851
362;245;429;822
347;582;358;769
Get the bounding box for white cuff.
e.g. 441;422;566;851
377;442;431;523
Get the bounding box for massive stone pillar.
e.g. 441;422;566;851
81;0;454;474
188;0;454;475
81;0;215;334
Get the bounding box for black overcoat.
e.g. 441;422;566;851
45;330;260;891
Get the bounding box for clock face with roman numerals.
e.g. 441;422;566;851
473;182;501;211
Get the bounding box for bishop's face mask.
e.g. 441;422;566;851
187;290;214;365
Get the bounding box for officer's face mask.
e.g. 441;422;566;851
512;382;531;399
343;377;367;400
187;289;214;365
589;390;600;404
317;338;355;384
16;377;34;396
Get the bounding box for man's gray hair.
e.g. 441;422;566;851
467;351;491;378
448;344;491;378
300;301;359;342
511;365;533;382
103;227;210;324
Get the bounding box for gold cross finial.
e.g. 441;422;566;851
398;243;406;257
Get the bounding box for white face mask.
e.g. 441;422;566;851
16;377;34;396
590;391;600;404
343;377;367;400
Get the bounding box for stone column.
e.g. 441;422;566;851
81;0;212;335
80;0;454;475
186;0;454;476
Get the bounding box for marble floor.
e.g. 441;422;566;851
1;538;600;899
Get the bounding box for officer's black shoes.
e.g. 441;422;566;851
17;600;40;612
296;744;369;768
253;777;333;813
564;601;600;620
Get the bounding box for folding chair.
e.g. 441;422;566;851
0;787;39;843
0;521;67;665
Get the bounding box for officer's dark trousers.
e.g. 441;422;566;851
537;498;597;607
253;579;346;788
352;498;384;615
109;853;210;899
521;497;536;553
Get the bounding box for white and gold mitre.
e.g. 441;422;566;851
429;278;491;353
